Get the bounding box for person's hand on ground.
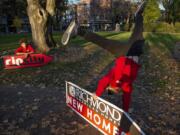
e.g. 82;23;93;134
24;53;28;58
107;86;119;94
92;92;98;100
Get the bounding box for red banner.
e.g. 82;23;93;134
3;54;53;69
66;82;145;135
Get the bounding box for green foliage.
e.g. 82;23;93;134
156;22;175;33
0;0;27;17
167;0;180;24
144;22;180;33
161;0;180;24
12;16;23;29
112;0;132;23
143;0;161;24
174;23;180;33
144;22;173;32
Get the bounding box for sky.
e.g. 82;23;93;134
68;0;80;4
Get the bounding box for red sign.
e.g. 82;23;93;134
66;82;145;135
3;54;53;69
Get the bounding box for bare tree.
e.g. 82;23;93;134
79;1;146;56
27;0;56;53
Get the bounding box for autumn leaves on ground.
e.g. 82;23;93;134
0;32;179;135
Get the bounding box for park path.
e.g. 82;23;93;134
0;45;179;135
0;85;101;135
0;79;179;135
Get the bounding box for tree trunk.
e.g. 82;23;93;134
46;0;56;48
27;0;56;53
46;17;56;47
27;0;50;53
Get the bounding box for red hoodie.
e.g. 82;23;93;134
15;44;35;54
96;56;140;96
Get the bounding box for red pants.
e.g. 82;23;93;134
95;70;132;112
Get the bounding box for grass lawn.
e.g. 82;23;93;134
0;31;179;135
0;32;180;52
0;32;62;52
70;32;180;52
0;33;32;51
1;32;179;83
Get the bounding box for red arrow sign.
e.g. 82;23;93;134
3;54;53;69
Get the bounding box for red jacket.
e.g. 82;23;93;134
15;45;35;54
96;56;140;96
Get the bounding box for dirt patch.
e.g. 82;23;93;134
174;42;180;60
0;43;179;135
53;47;87;63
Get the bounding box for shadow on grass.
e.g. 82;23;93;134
96;32;125;38
141;42;168;93
69;32;129;48
145;33;179;57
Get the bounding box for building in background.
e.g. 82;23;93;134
77;2;91;25
65;0;136;31
75;0;112;31
0;16;8;33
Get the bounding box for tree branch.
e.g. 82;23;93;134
46;0;56;16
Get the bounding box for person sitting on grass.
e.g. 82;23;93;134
15;38;35;57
